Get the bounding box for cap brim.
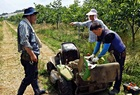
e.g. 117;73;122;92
33;12;39;15
86;12;97;15
22;11;38;17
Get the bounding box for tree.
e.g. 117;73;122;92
82;0;140;47
108;0;140;46
8;13;22;24
50;0;62;29
35;4;48;24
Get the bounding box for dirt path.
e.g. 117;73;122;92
0;21;55;95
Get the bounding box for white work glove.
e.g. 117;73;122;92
92;57;99;62
84;54;95;60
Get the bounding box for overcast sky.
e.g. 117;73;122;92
0;0;83;14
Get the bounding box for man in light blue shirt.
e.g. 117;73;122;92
17;7;45;95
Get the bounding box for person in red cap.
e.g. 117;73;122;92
17;7;45;95
70;8;108;55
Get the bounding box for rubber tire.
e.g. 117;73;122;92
46;61;56;75
57;77;74;95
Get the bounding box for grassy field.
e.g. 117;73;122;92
6;21;140;94
34;23;140;94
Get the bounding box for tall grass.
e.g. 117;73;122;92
123;33;140;86
0;21;3;67
37;26;89;54
0;22;3;41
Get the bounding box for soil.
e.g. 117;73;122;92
0;21;55;95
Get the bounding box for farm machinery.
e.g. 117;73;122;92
46;42;120;95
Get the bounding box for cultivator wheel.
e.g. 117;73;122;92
57;77;74;95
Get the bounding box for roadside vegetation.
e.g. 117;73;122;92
0;22;3;41
0;22;3;67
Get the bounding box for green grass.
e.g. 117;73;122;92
6;22;140;94
37;28;89;55
36;25;140;94
0;22;3;41
0;21;3;67
5;21;17;36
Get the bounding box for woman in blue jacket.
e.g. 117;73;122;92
89;21;126;95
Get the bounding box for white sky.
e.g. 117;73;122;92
0;0;84;14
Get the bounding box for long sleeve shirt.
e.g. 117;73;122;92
72;19;108;43
17;19;40;55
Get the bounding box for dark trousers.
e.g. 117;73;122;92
113;49;126;92
17;55;40;95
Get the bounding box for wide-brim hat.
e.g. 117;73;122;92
23;7;38;17
86;9;97;16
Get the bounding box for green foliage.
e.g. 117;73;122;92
8;14;22;24
37;26;89;54
35;4;48;24
7;0;140;47
123;60;140;86
107;0;140;45
123;39;140;86
50;0;62;29
0;17;4;21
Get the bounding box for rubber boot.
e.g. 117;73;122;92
17;82;27;95
31;80;46;95
31;79;41;95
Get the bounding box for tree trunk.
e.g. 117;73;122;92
131;25;135;47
